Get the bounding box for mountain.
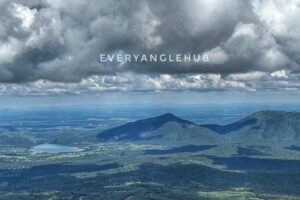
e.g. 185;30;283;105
98;111;300;146
97;113;222;144
205;111;300;145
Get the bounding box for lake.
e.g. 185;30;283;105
31;144;83;153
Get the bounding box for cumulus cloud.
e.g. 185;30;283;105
0;0;299;94
271;70;289;78
203;47;229;65
0;73;253;95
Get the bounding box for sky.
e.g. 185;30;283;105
0;0;300;105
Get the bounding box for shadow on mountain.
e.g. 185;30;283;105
236;146;268;157
3;162;300;198
207;156;300;173
144;145;217;155
285;145;300;152
20;163;120;177
203;118;257;134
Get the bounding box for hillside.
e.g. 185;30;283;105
204;111;300;145
98;111;300;146
97;113;222;144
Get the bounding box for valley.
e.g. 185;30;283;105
1;105;300;199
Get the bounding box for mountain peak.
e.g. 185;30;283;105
159;113;176;118
155;113;186;122
139;113;194;126
97;113;194;141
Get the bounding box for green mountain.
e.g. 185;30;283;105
97;113;222;144
223;111;300;145
98;111;300;146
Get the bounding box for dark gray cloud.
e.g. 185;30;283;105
0;0;300;94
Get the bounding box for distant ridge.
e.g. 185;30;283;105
203;111;300;134
204;111;300;145
97;113;221;144
97;113;193;141
97;111;300;146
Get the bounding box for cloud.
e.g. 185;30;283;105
252;0;300;70
0;0;299;94
0;0;254;82
227;71;266;81
271;70;289;78
0;73;239;95
203;47;229;65
11;3;37;30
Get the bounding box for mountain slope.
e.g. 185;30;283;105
205;111;300;145
97;113;222;144
97;111;300;146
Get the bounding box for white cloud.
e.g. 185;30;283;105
231;23;258;39
227;71;266;81
11;3;37;30
252;0;300;68
252;0;300;37
271;70;289;78
0;73;256;95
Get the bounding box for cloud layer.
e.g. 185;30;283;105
0;0;300;94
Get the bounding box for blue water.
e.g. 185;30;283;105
31;144;83;153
